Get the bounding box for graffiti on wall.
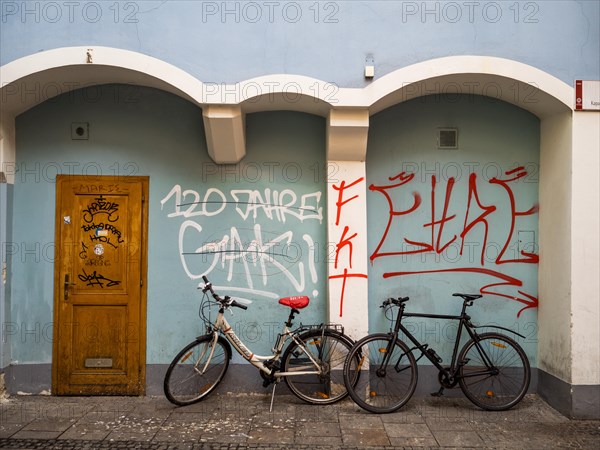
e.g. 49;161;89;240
161;184;323;300
370;166;539;317
328;177;368;317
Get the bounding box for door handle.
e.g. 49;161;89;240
64;273;76;301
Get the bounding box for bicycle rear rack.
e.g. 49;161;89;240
297;323;345;334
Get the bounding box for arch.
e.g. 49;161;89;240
1;46;204;117
2;49;573;118
0;46;342;118
1;50;574;165
336;55;572;118
0;47;343;164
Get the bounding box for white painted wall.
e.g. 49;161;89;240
538;112;573;383
327;161;369;340
571;111;600;386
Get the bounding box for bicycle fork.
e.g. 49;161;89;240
194;333;219;375
378;332;405;376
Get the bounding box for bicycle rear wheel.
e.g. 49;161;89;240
163;335;231;406
458;332;530;410
282;329;357;405
343;333;417;414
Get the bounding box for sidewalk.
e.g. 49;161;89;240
1;392;598;449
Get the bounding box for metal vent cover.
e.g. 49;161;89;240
437;128;458;149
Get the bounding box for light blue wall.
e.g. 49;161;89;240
0;181;10;369
12;85;327;364
366;94;539;364
154;111;328;363
1;1;598;86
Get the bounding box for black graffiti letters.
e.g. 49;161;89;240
89;234;118;249
78;268;121;288
79;242;88;259
81;222;125;248
82;195;120;223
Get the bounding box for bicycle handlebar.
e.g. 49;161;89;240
381;297;409;308
201;275;248;310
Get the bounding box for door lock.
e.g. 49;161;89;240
64;273;76;300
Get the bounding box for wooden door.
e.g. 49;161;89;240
52;175;148;395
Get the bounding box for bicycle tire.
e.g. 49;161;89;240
282;329;357;405
343;333;418;414
458;332;530;411
163;335;231;406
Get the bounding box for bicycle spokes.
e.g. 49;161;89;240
458;333;530;411
163;337;230;406
344;335;417;414
283;330;354;405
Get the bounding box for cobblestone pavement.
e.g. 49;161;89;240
1;393;599;449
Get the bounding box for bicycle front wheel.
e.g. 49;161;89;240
163;335;231;406
458;332;530;410
343;333;417;414
282;329;356;405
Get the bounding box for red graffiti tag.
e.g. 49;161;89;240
490;167;539;265
383;267;538;317
370;172;424;259
330;270;369;317
334;226;357;270
460;172;497;265
329;177;368;317
370;168;539;316
332;177;364;226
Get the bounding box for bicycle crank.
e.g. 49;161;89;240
260;360;280;387
438;370;458;389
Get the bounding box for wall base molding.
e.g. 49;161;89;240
538;369;600;419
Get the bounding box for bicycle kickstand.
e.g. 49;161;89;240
431;386;445;397
269;379;280;413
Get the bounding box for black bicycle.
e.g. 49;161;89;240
343;294;530;413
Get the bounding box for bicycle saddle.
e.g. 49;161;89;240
452;293;483;301
279;296;310;309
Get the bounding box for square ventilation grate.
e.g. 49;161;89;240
437;128;458;149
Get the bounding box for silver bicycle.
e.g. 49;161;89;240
164;276;359;408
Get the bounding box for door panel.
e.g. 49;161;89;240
53;176;148;395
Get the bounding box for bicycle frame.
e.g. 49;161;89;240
397;311;482;376
386;302;525;381
205;307;324;379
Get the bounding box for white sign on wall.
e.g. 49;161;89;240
575;80;600;111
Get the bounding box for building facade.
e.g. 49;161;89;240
1;0;598;418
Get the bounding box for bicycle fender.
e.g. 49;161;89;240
474;324;527;339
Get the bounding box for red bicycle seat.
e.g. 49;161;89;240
279;296;310;309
